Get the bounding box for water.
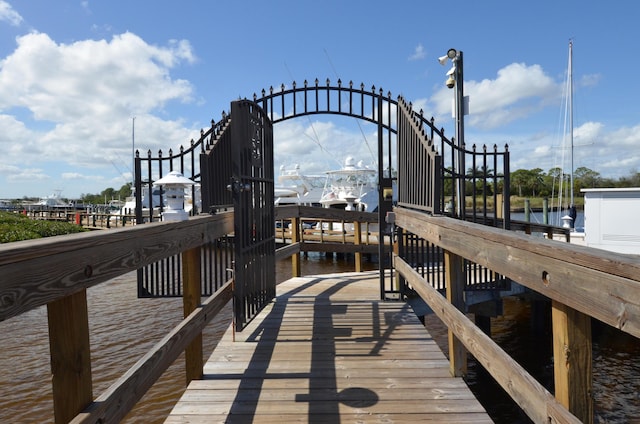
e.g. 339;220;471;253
1;253;638;423
511;210;585;231
425;297;640;423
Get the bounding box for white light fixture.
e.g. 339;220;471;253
154;170;195;222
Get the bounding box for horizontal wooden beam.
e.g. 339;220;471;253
0;213;234;321
275;205;378;223
299;241;379;254
394;207;640;339
70;280;233;424
275;242;301;261
394;256;580;424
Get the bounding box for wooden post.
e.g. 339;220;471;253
183;246;203;383
47;289;93;424
291;217;301;277
552;300;593;423
354;220;362;272
444;250;467;377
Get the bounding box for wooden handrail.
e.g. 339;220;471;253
394;257;581;424
0;212;234;423
70;280;233;424
394;205;640;423
0;213;234;321
394;207;640;338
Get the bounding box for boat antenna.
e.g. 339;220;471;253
324;48;377;167
284;62;342;168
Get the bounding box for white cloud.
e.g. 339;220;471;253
0;31;198;177
429;62;560;130
0;1;22;26
408;44;426;61
274;118;378;175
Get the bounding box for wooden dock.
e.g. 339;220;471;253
165;271;492;423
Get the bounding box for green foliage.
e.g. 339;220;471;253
0;211;87;243
508;166;639;198
80;182;132;205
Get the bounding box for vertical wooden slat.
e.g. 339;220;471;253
552;300;593;423
354;220;362;272
183;246;203;383
47;289;93;424
445;250;467;377
291;217;301;277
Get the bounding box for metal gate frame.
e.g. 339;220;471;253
229;100;276;331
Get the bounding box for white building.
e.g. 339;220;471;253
581;187;640;255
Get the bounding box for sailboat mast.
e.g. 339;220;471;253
568;40;574;207
132;116;136;186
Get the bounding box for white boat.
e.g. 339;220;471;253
320;157;377;212
35;190;70;208
111;184;162;220
275;164;325;206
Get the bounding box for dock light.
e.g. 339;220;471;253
154;170;195;222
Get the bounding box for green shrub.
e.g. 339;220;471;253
0;211;87;243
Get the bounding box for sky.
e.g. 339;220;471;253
0;0;638;199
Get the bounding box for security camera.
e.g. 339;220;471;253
438;55;449;65
446;75;455;89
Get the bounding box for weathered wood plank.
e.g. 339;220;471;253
395;207;640;338
71;281;233;424
395;257;580;424
47;289;93;424
166;273;491;423
166;412;494;423
0;213;233;321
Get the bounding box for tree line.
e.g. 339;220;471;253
79;183;132;206
80;167;640;204
509;167;640;198
441;166;640;200
13;166;635;207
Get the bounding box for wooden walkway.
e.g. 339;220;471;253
165;271;492;423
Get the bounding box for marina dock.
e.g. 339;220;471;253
165;272;492;423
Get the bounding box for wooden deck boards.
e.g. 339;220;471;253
165;271;492;423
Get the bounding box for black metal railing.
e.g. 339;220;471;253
396;96;442;214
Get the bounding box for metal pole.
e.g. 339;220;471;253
132;116;136;186
454;51;465;219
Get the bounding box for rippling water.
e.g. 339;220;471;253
425;297;640;423
1;253;638;423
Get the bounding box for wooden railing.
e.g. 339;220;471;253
274;205;380;274
393;206;640;424
17;208;137;228
0;213;235;423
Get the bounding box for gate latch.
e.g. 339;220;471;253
227;178;251;194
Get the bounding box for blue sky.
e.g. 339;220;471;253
0;0;638;199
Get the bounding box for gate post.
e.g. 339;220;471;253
444;250;467;377
183;246;203;382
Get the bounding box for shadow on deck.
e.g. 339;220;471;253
165;271;492;423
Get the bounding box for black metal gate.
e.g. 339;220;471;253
135;80;510;304
229;100;276;331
